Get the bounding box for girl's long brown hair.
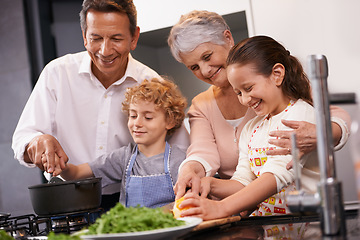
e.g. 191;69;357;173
227;35;312;105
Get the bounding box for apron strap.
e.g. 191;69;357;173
126;142;171;178
163;142;171;174
126;145;138;181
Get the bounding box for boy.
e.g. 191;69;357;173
45;78;187;208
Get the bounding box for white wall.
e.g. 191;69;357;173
250;0;360;93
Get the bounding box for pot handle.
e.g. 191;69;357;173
74;178;99;188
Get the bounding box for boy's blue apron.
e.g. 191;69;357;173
125;142;175;208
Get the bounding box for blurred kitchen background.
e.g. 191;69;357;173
1;0;359;216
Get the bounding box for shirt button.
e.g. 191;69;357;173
101;121;105;124
99;146;103;150
104;94;108;99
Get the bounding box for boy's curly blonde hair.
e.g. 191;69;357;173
122;77;187;136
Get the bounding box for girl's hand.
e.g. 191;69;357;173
178;192;228;220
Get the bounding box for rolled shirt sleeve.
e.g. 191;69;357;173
330;105;351;151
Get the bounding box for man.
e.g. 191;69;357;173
12;0;189;209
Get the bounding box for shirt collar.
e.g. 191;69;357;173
78;52;140;85
114;53;141;85
79;51;92;75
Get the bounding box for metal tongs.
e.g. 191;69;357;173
48;172;64;183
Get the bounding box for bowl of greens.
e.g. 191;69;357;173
76;203;202;240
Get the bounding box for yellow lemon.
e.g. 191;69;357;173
173;196;192;218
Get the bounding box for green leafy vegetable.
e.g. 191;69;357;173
0;230;15;240
47;232;81;240
86;203;185;234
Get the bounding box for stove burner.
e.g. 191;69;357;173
51;213;90;233
1;209;103;239
1;214;51;239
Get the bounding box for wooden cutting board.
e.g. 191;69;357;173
192;215;241;231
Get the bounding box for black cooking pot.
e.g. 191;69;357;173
28;177;102;216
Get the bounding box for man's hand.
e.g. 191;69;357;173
267;119;317;158
25;134;68;174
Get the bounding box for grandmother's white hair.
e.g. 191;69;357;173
168;10;230;63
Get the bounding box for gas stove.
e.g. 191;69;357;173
0;209;103;239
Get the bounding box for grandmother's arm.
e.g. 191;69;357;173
267;105;350;157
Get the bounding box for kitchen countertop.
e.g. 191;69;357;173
179;204;360;240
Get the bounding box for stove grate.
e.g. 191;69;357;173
1;208;103;239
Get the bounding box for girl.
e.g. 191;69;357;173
178;36;319;222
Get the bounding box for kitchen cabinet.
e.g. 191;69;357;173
132;10;251;103
0;0;43;217
134;0;254;34
132;0;254;103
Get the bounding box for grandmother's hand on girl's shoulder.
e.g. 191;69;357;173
267;119;317;157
